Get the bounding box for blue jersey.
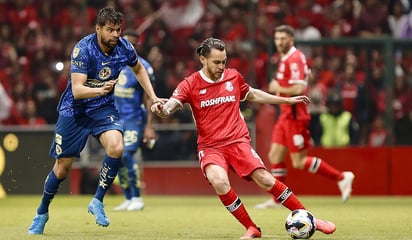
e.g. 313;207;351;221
58;33;138;117
114;57;155;122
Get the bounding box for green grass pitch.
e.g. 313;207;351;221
0;195;411;239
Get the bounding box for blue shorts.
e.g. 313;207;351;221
122;119;145;153
49;105;123;159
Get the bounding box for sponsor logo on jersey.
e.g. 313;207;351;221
72;47;80;59
84;79;105;88
200;95;236;108
199;89;206;94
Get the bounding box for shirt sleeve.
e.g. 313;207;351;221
70;44;89;74
237;71;251;100
171;78;190;107
125;40;139;67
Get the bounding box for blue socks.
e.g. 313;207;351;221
94;156;122;201
37;171;64;215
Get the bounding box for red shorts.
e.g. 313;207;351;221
198;142;267;180
271;118;312;153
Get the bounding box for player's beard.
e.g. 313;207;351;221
211;68;223;81
277;43;292;55
101;37;118;50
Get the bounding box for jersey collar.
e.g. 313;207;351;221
199;69;225;83
281;46;296;61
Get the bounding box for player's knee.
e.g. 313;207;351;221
252;169;275;190
53;165;71;179
208;177;230;193
106;144;123;158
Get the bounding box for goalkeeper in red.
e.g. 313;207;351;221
151;38;336;239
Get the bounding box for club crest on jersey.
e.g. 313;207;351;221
99;67;111;80
72;47;80;59
225;81;234;92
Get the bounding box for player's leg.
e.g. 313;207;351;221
251;169;304;211
289;150;355;202
88;129;123;227
250;169;336;234
255;121;288;209
205;164;261;239
123;150;144;211
114;121;142;210
121;122;145;211
29;115;89;234
200;148;260;239
113;163;132;211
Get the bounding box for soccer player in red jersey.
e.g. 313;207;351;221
255;25;355;209
151;38;336;239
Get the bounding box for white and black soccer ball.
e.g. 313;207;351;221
285;209;316;239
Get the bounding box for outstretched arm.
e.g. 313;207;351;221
131;61;160;103
246;87;310;105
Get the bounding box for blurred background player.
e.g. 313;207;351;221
255;25;355;209
113;29;157;211
28;7;161;234
151;38;336;239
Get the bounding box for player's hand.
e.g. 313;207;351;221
100;79;118;96
287;95;311;104
152;97;168;105
151;101;169;118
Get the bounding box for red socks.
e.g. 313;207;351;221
219;188;256;229
270;162;287;183
304;156;343;181
268;180;305;211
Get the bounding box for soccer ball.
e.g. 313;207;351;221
285;209;316;239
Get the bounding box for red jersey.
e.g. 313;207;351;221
171;68;251;148
276;47;310;120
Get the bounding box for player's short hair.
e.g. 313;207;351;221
96;6;123;27
274;25;295;37
196;38;226;57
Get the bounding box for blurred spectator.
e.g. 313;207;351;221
394;105;412;145
295;12;322;58
317;90;359;147
308;87;327;146
356;0;391;37
336;64;363;118
0;81;12;123
368;114;388;146
388;0;412;39
159;0;205;61
21;98;47;126
31;67;59;123
393;64;412;120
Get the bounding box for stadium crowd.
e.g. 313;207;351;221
1;0;412;150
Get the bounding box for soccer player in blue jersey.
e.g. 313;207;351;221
28;7;161;234
112;30;157;211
